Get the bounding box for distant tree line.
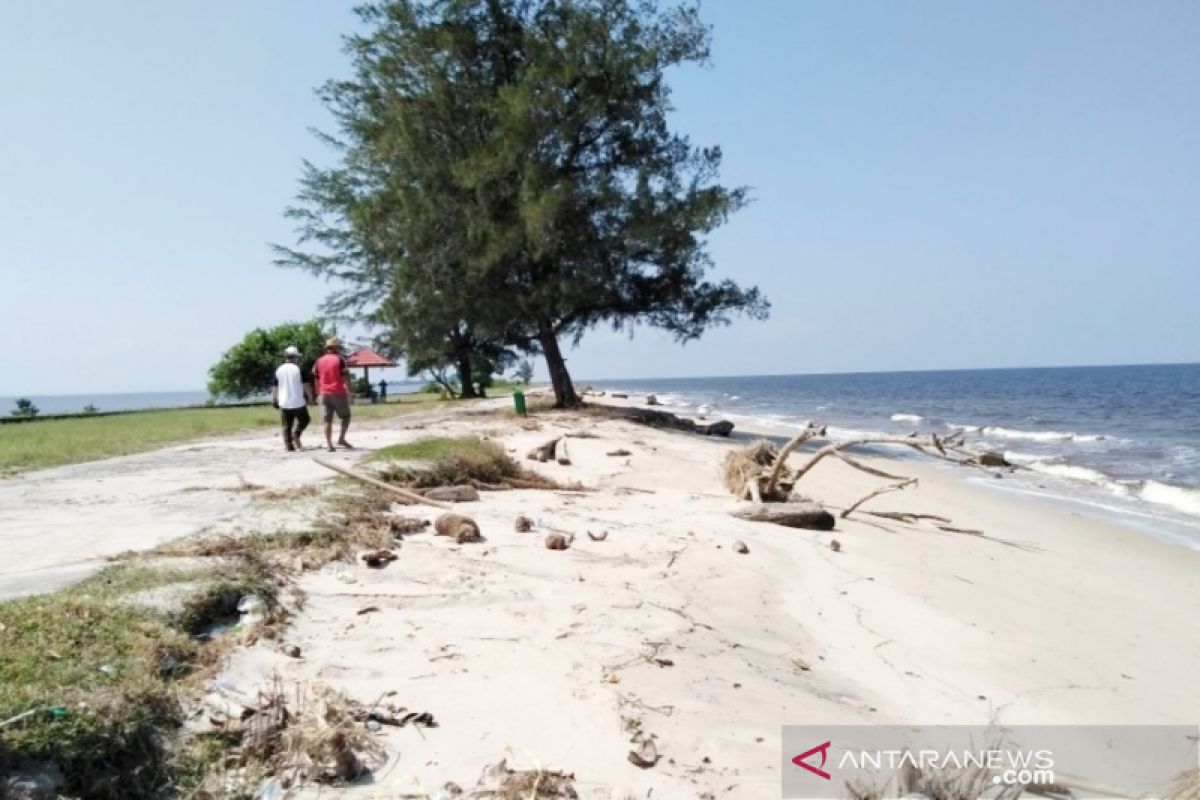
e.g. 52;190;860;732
273;0;767;407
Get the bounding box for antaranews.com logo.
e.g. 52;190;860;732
781;725;1198;799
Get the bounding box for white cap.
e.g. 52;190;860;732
284;345;300;357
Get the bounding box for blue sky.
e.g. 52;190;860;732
2;1;1197;395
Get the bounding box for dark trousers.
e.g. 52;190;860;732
281;406;311;449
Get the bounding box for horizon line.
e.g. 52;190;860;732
5;359;1198;399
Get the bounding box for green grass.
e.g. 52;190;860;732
0;393;446;474
0;560;278;798
368;435;520;487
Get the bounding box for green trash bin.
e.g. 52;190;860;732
512;389;527;416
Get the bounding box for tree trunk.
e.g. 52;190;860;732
456;352;478;399
539;329;579;408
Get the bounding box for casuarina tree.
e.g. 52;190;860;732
279;0;768;407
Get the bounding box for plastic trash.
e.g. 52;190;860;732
256;777;283;800
235;594;266;633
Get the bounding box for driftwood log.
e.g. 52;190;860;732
526;437;560;462
732;503;835;531
419;485;480;502
593;406;735;437
312;457;449;509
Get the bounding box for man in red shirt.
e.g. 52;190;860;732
314;337;354;451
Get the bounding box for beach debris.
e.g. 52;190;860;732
473;758;578;799
514;514;534;532
2;765;64;800
389;516;431;534
603;672;621;684
976;450;1011;467
284;645;302;658
526;436;562;462
361;549;397;568
841;478;918;518
792;657;812;671
628;737;661;769
732;502;835;531
589;405;735;437
545;532;571;550
351;705;436;729
606;448;632;456
435;513;482;543
312;456;450;509
587;530;608;541
356;606;381;615
830;539;842;553
556;439;572;466
420;485;480;502
646;393;660;405
723;439;790;501
733;540;749;554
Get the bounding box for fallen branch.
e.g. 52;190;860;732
732;502;835;531
312;457;449;509
765;423;826;495
840;478;917;518
746;478;763;505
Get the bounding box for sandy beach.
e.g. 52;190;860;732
8;395;1194;796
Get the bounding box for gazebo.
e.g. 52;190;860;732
345;347;397;388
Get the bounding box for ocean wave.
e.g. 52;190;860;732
890;413;923;423
1004;452;1200;519
1138;481;1200;517
981;425;1108;444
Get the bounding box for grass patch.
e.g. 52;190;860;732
369;436;520;487
0;393;446;475
0;560;279;798
156;485;426;570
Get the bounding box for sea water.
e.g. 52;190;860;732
588;363;1200;548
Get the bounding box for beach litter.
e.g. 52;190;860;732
434;513;482;543
360;548;398;568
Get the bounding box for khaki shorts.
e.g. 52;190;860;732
320;394;351;423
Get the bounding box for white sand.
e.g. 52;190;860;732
194;399;1200;797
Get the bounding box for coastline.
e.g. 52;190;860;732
207;396;1198;795
4;395;1197;794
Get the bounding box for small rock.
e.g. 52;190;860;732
545;532;569;550
628;738;660;768
830;539;842;553
645;394;660;406
284;645;302;658
513;515;534;532
733;540;749;554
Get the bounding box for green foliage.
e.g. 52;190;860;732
277;0;767;409
513;359;535;385
12;397;39;417
0;560;275;798
370;436;519;487
0;397;444;475
207;320;330;399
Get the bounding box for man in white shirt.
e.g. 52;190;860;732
271;345;315;452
